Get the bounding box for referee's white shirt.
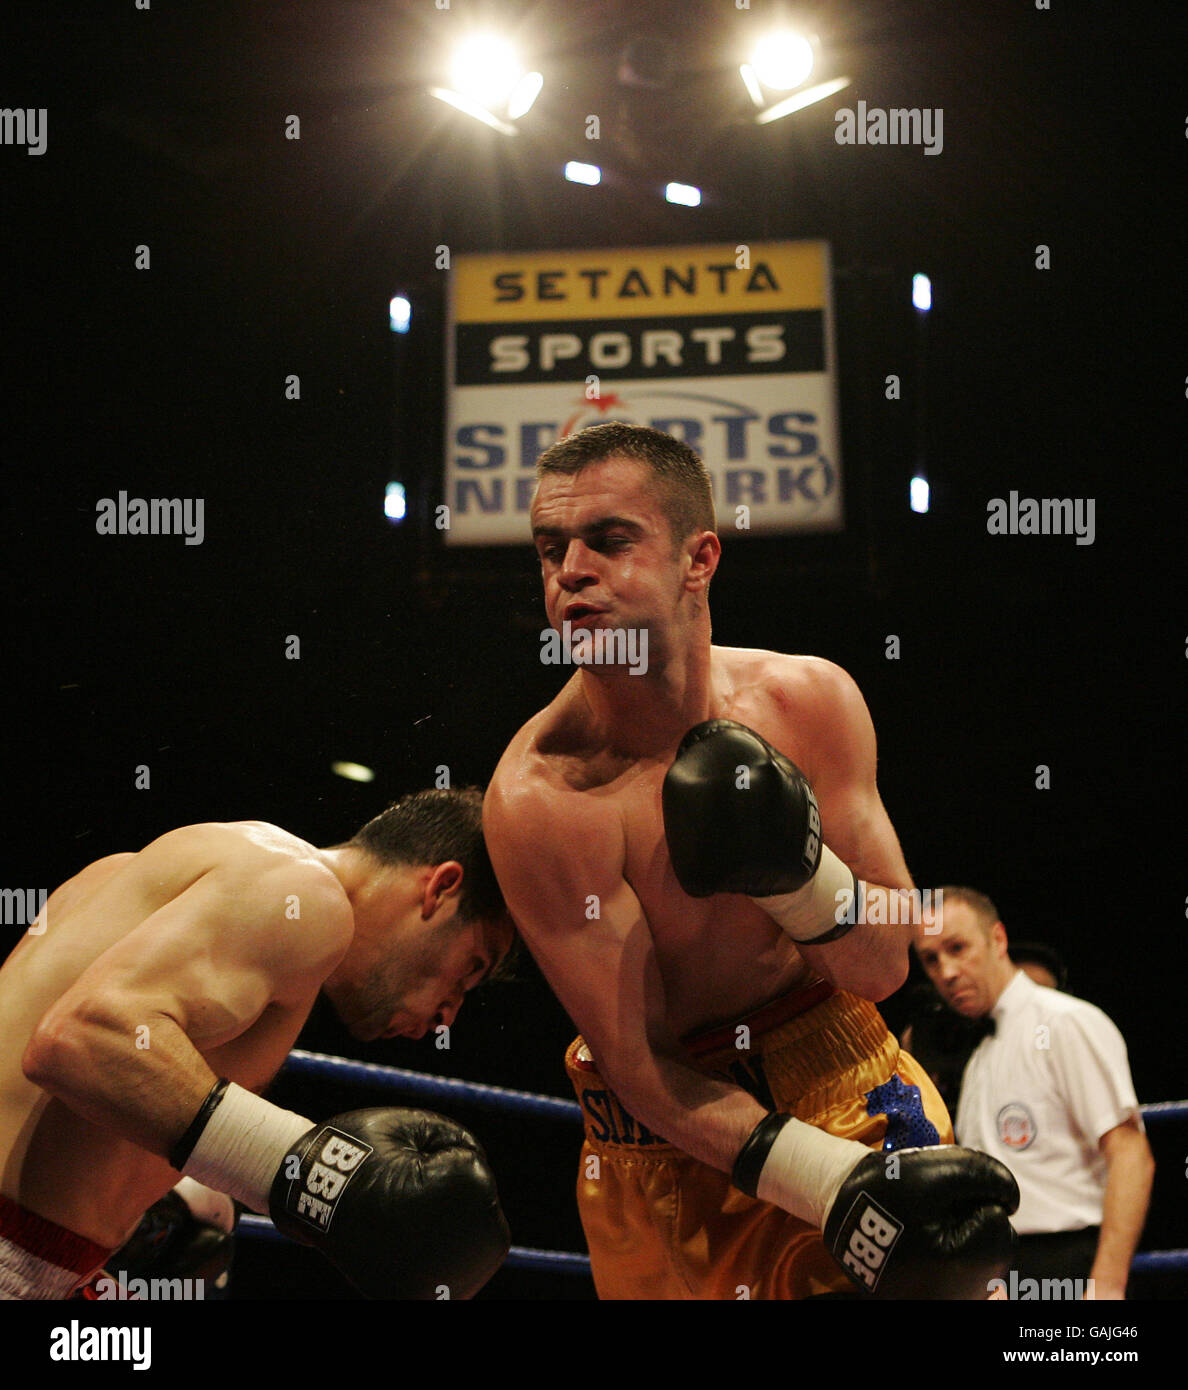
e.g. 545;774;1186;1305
955;970;1142;1234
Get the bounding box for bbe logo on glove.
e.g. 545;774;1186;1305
832;1194;903;1292
277;1127;373;1234
802;792;821;873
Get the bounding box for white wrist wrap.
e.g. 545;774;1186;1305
754;1117;866;1228
752;845;858;943
181;1083;312;1214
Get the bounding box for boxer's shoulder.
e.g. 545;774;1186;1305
134;822;351;933
485;723;626;904
48;851;139;907
487;738;618;834
714;646;863;714
711;649;870;777
490;686;623;790
136;820;321;873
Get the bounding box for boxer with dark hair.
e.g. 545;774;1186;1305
0;788;514;1300
485;423;1017;1300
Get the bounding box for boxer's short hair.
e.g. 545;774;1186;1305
349;788;507;928
534;422;716;550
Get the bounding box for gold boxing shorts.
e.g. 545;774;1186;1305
564;982;953;1300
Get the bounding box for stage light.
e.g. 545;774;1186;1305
754;75;850;125
751;32;814;92
389;295;411;334
507;70;543;120
429;86;517;135
665;181;701;207
332;761;376;783
451;34;521;110
910;476;931;513
913;273;932;312
565;161;601;185
384;481;406;521
738;63;766;109
431;35;541;133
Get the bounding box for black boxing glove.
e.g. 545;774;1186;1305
822;1145;1019;1299
733;1111;1018;1299
663;719;858;942
268;1108;510;1300
172;1080;508;1299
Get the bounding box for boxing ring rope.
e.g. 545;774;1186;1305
283;1048;582;1122
1135;1101;1188;1125
282;1049;1188;1130
234;1048;1188;1281
237;1213;593;1274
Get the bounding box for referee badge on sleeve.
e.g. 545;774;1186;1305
996;1102;1036;1150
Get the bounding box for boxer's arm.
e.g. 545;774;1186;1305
486;774;1020;1279
768;657;915;1000
21;865;351;1156
484;783;767;1173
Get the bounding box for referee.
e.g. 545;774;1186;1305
913;887;1154;1299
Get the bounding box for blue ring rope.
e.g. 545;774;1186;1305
1130;1250;1188;1273
282;1049;1186;1128
283;1048;582;1120
237;1214;593;1273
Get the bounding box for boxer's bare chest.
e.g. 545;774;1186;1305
561;691;820;1034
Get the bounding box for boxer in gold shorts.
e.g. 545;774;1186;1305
567;984;954;1299
486;424;1017;1299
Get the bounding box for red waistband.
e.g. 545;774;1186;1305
0;1193;113;1276
682;979;837;1058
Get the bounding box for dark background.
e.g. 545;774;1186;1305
3;0;1184;1301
